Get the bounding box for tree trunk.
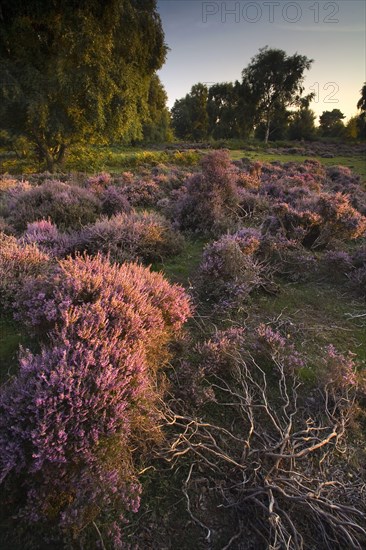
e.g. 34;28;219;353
56;143;67;167
265;117;271;144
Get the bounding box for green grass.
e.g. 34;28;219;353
0;315;25;382
151;238;207;286
252;282;366;368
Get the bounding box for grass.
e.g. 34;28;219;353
251;281;366;379
0;315;25;382
151;237;207;286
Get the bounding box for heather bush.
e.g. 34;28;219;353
258;232;318;281
21;219;75;257
6;180;102;231
0;232;52;309
348;266;366;299
198;229;265;306
320;250;353;282
120;177;165;207
0;254;192;546
99;185;132;216
74;211;184;264
85;171;112;191
264;193;366;250
320;345;358;392
314;192;366;243
326;165;361;187
174;150;240;235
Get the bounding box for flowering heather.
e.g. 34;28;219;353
0;232;52;309
321;345;358;391
199;323;304;380
100;185;132;216
6;180;102;231
315;192;366;242
175;150;240;234
120;177;165;207
85;171;112;191
74;211;184;264
0;253;192;545
198;229;264;305
326;165;361;187
21;219;75;257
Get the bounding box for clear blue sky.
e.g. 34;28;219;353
157;0;366;123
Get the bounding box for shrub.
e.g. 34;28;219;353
320;345;358;391
198;229;265;306
0;232;51;309
100;185;132;216
74;211;184;264
21;219;75;257
6;180;102;231
0;254;192;547
321;250;353;282
120;178;165;208
174;150;240;235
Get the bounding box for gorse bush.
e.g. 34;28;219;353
74;211;184;264
0;253;192;547
6;180;102;231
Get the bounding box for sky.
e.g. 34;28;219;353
156;0;366;123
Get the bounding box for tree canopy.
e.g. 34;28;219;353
242;46;314;143
0;0;167;170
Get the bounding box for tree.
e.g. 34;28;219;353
357;83;366;112
242;47;314;143
356;83;366;140
171;96;193;140
319;109;346;137
171;83;209;141
142;75;173;143
255;101;290;141
288;107;316;140
0;0;167;171
207;83;238;139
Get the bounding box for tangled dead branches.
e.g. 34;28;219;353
159;351;366;549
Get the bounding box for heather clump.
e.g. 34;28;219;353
120;177;165;207
198;229;266;306
174;150;240;234
0;232;52;309
99;185;132;216
263;193;365;250
0;253;192;546
74;211;184;264
6;180;102;231
21;219;75;257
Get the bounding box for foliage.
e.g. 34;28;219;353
319;109;346;137
174;150;240;234
0;253;191;547
0;232;51;309
171;83;209;141
5;180;102;231
0;0;167;170
288;107;317;140
242;46;313;142
74;211;184;264
142;75;173;143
